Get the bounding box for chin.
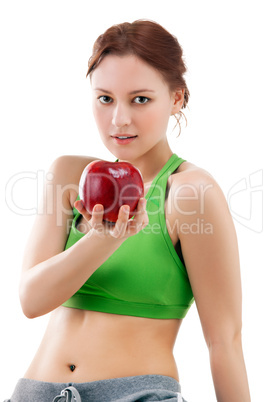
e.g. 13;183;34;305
105;145;137;162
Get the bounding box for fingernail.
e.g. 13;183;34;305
123;206;130;213
94;205;102;212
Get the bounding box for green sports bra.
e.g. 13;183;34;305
62;154;194;319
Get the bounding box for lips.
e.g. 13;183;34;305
112;135;138;139
111;135;138;145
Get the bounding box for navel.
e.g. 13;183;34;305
69;364;76;372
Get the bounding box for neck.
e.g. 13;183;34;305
119;144;173;184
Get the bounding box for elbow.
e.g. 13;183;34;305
204;323;244;367
19;274;57;318
19;278;42;319
19;289;37;319
21;308;38;320
204;319;243;352
206;329;243;357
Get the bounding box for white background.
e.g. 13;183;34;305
0;1;267;400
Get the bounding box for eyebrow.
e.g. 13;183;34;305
93;88;156;95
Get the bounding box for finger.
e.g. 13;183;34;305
128;198;148;233
90;204;104;231
140;198;149;227
135;197;147;215
132;197;147;221
74;200;92;221
138;197;147;212
74;199;84;211
133;198;147;224
110;205;130;238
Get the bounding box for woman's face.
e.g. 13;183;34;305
91;54;183;161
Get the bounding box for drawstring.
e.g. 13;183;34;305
53;386;81;402
177;393;183;402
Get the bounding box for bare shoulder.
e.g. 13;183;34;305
173;160;219;191
170;160;228;219
176;160;214;180
48;154;99;208
49;154;98;179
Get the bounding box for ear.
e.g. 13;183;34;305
171;89;185;115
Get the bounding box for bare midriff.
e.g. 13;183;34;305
24;306;182;383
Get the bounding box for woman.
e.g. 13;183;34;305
5;20;250;401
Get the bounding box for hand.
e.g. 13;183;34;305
74;198;149;240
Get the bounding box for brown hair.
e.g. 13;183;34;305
87;19;189;134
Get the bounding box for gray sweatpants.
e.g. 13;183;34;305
4;374;187;401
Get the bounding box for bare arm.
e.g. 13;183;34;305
174;169;251;401
19;156;148;318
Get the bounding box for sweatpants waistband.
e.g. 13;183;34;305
5;374;186;402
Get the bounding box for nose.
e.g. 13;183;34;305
112;103;131;128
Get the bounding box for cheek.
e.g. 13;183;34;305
142;104;171;131
92;105;109;131
92;104;98;123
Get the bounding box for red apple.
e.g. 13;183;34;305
79;160;144;222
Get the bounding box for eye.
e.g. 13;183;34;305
98;95;113;104
133;96;150;104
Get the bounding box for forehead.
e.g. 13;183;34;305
91;54;167;91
